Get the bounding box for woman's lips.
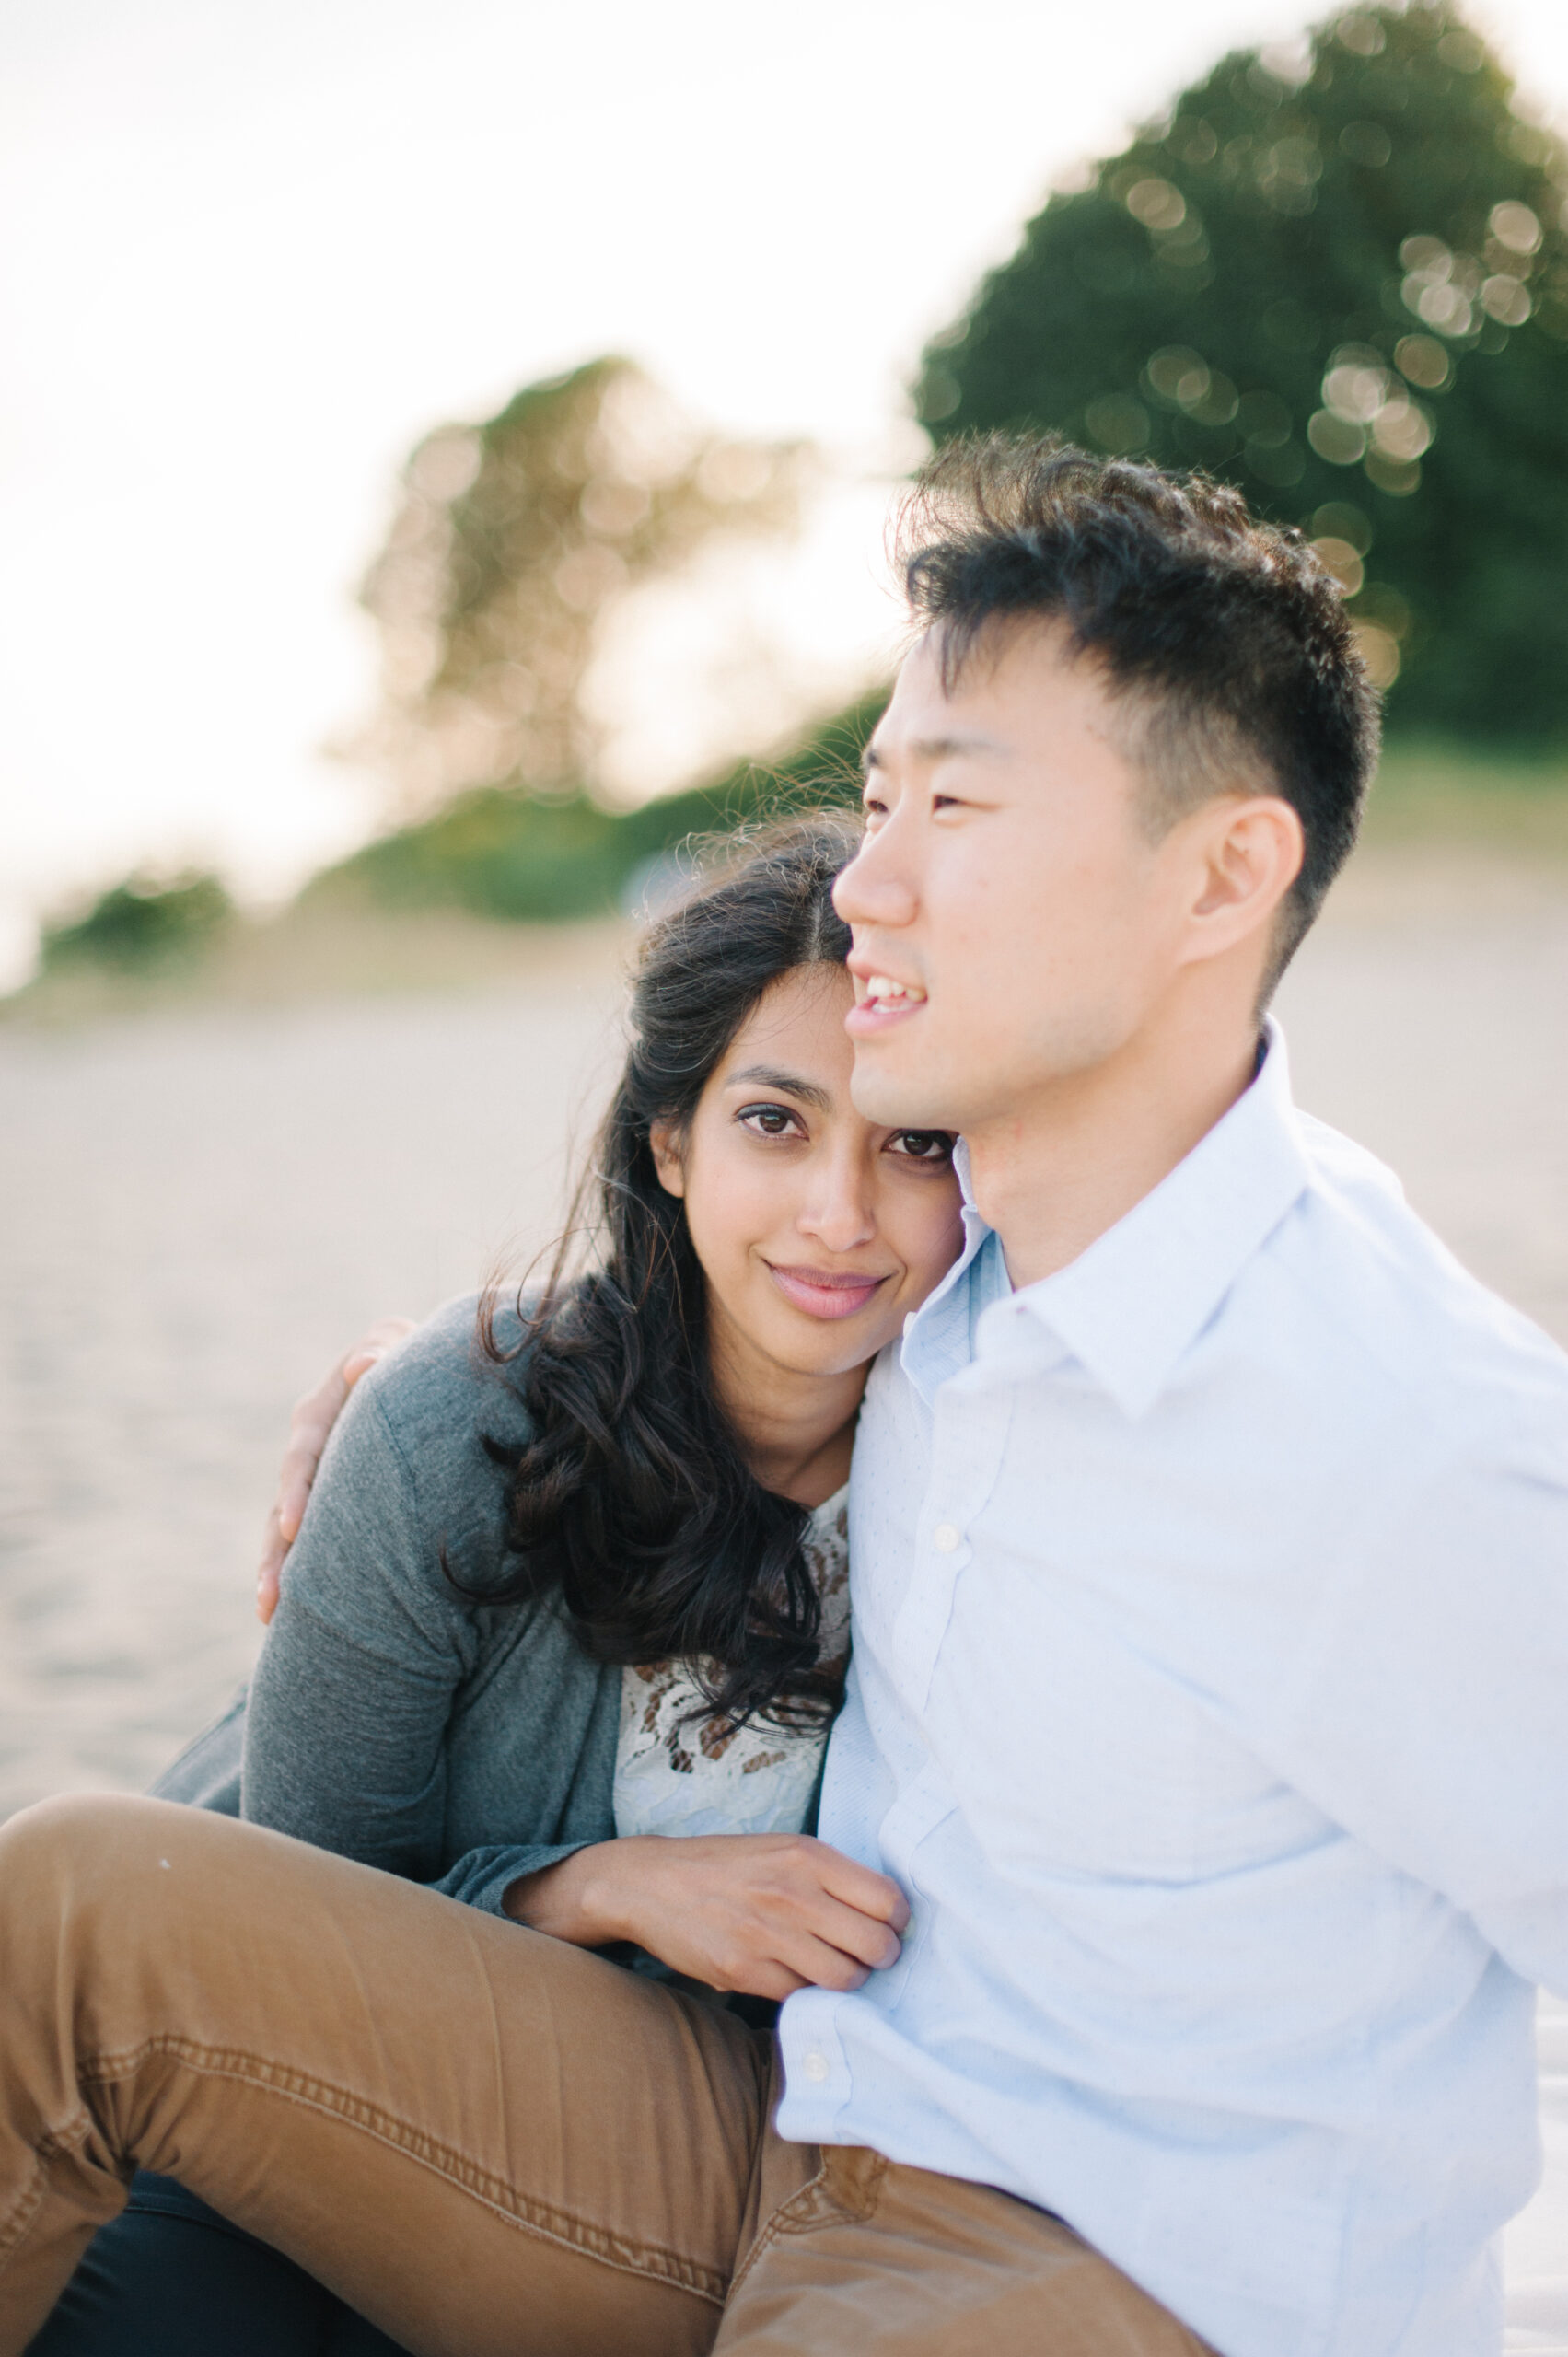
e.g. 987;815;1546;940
766;1264;889;1320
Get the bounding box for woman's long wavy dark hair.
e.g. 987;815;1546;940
477;814;862;1728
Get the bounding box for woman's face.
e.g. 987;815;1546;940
652;964;966;1386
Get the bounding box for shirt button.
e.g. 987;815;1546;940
932;1522;961;1553
802;2050;830;2084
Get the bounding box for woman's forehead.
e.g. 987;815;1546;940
718;966;854;1083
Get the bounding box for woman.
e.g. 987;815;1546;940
26;816;966;2355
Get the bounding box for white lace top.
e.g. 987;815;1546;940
611;1485;850;1840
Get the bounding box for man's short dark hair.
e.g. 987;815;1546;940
897;435;1381;987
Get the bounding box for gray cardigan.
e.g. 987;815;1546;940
156;1295;622;1918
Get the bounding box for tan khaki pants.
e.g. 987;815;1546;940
0;1795;1211;2357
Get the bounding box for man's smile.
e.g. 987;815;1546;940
846;966;927;1036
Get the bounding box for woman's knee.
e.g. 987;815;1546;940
0;1794;215;1973
0;1793;138;1909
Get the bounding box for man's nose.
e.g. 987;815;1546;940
831;826;917;929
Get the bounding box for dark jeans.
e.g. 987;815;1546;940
27;2173;412;2357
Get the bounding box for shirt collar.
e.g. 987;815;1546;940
903;1019;1313;1420
898;1136;994;1405
1005;1019;1311;1418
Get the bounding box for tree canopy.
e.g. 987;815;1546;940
914;4;1568;739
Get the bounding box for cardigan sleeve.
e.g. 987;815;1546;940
242;1379;475;1880
239;1298;611;1910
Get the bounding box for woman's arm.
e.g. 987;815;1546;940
507;1833;910;2000
242;1373;469;1879
242;1306;614;1899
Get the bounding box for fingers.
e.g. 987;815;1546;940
809;1840;912;1933
281;1318;417;1543
718;1842;907;1987
273;1384;347;1546
256;1511;286;1625
786;1888;902;1977
340;1316;417;1393
255;1316;416;1625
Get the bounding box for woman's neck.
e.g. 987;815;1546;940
706;1311;866;1509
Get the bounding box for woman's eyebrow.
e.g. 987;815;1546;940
726;1064;831;1110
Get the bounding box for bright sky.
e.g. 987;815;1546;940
4;0;1567;981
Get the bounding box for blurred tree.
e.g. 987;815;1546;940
913;3;1568;738
352;355;809;812
40;871;233;974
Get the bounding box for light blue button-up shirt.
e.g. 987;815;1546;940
777;1024;1568;2357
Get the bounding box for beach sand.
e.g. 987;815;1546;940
2;854;1565;2336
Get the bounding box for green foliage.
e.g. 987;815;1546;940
914;4;1568;740
40;871;233;974
310;691;884;923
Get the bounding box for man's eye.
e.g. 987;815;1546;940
739;1104;799;1137
889;1131;955;1163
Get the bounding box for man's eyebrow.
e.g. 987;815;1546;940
724;1064;831;1110
861;732;1003;778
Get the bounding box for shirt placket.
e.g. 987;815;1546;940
889;1365;1016;1716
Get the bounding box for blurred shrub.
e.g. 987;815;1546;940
914;2;1568;740
39;871;233;974
310;691;882;923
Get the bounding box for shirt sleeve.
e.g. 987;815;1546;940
1272;1379;1568;1996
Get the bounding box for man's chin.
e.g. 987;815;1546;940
847;1039;967;1132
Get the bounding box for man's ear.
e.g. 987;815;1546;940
1184;796;1304;959
648;1118;686;1199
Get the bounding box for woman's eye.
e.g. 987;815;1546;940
739;1104;800;1138
889;1130;955;1164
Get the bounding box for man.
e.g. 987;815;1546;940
3;439;1563;2357
779;439;1568;2353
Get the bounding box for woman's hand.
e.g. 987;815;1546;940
505;1833;911;2001
257;1318;417;1624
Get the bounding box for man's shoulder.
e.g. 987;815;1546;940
1284;1112;1568;1420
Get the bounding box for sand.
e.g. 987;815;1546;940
2;853;1565;2339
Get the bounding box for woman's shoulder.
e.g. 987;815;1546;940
355;1290;538;1467
286;1292;542;1620
320;1292;541;1577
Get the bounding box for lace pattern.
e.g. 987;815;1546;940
611;1485;850;1840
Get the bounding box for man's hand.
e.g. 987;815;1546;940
257;1318;417;1624
504;1833;911;2001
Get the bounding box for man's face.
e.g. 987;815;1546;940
833;621;1197;1135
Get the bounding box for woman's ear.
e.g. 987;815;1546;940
649;1118;686;1199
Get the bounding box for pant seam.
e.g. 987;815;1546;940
0;2112;99;2270
728;2148;886;2301
68;2034;727;2307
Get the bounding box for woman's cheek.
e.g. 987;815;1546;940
892;1185;965;1302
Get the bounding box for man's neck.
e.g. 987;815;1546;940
964;1001;1262;1291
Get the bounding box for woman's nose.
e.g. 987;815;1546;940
798;1156;877;1253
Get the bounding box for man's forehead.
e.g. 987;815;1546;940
865;620;1086;769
